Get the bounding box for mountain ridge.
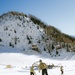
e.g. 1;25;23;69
0;11;75;55
29;14;75;44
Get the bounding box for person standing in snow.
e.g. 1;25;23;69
38;59;48;75
30;65;35;75
60;66;64;75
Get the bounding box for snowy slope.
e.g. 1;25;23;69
0;46;75;75
0;12;52;52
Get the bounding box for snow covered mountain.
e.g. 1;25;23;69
0;11;75;55
0;12;54;53
0;11;75;75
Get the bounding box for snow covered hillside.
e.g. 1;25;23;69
0;12;54;53
0;11;75;56
0;12;75;75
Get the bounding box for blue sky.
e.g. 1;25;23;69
0;0;75;35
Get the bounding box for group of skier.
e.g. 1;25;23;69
30;59;48;75
30;59;64;75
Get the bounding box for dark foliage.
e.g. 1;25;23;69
0;38;2;42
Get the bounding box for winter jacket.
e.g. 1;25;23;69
30;66;35;73
38;62;48;72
